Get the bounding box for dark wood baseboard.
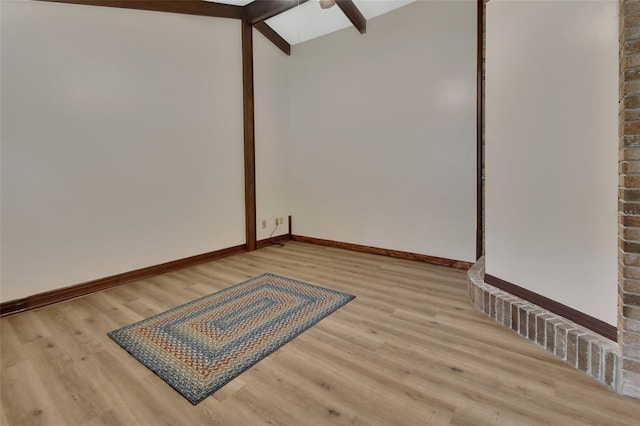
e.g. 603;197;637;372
291;235;472;270
0;244;246;318
0;226;469;317
484;274;617;342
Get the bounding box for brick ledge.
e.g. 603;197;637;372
467;258;622;392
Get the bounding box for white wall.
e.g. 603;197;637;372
1;1;244;302
485;0;618;325
288;0;477;262
254;29;291;241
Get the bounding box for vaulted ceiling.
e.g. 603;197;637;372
207;0;415;45
40;1;416;55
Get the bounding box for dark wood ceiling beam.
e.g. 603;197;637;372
335;0;366;34
35;0;244;19
244;0;309;25
254;22;291;55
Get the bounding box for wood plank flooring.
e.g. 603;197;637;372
1;242;639;425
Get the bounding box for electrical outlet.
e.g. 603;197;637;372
261;220;267;229
279;217;284;225
275;218;279;226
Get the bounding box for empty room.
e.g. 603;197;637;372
2;0;640;424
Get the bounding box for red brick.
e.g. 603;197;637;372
621;276;640;293
623;292;640;305
626;15;640;32
622;227;640;241
619;201;640;217
604;352;618;388
489;293;497;318
622;342;640;358
625;108;640;122
625;95;640;109
527;308;543;339
620;148;640;161
622;330;640;345
623;305;640;320
622;241;640;254
578;335;596;373
620;188;640;201
621;161;640;174
622;215;640;227
495;295;505;322
619;135;640;148
546;318;563;354
626;53;640;69
622;251;640;267
623;373;640;397
510;303;520;332
620;174;640;187
623;265;640;279
627;94;640;110
621;317;640;333
623;358;640;373
625;120;640;134
626;1;640;16
625;27;635;43
567;330;585;367
627;67;640;83
536;313;553;346
555;323;570;360
624;80;640;96
590;343;602;379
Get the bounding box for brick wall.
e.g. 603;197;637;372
620;0;640;399
468;260;622;392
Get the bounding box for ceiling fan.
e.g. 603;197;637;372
318;0;337;9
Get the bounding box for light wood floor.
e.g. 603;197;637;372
1;242;639;425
